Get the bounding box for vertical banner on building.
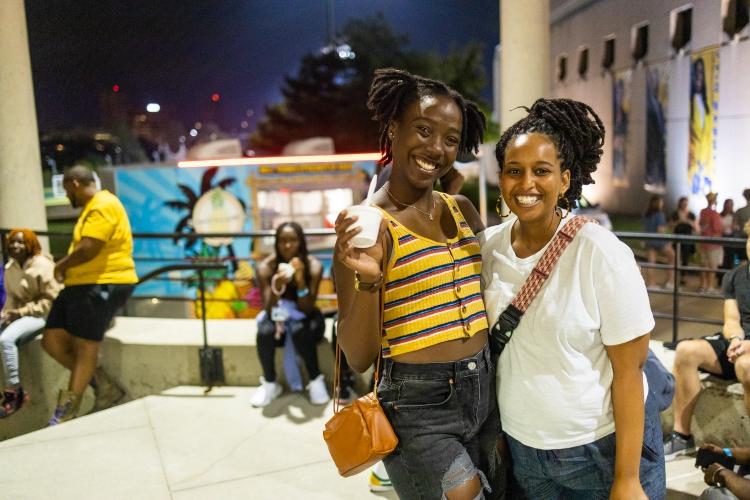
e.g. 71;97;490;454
612;70;632;187
645;64;669;192
688;48;719;194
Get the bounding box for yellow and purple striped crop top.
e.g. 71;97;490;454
380;192;489;357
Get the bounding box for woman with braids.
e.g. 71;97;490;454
249;221;329;407
481;98;665;499
334;69;502;499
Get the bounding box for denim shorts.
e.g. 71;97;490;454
505;393;666;500
378;343;504;499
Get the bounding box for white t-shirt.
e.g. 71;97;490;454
480;215;655;449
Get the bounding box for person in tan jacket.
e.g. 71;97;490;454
1;229;61;417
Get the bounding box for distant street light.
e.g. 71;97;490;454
146;103;161;113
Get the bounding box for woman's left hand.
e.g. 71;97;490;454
610;477;647;500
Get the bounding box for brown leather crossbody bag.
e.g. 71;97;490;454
323;243;398;477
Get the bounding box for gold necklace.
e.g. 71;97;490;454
385;186;435;221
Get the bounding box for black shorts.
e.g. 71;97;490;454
701;332;748;380
46;284;135;341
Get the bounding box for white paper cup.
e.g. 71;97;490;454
346;205;383;248
277;262;295;279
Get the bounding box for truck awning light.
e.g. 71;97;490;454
178;153;381;168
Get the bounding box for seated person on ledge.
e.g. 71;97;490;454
250;221;329;408
665;221;750;460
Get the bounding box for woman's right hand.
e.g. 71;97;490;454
334;211;386;279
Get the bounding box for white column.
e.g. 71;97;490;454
0;1;47;235
500;0;550;131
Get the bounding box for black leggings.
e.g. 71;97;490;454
256;309;325;383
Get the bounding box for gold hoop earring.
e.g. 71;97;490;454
496;196;511;218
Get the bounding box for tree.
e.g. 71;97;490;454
250;14;487;154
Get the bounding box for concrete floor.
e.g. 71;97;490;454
0;385;400;500
0;383;710;500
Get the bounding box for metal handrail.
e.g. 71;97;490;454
136;263;226;351
2;227;746;343
615;230;746;344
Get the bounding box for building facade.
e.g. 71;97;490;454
548;0;750;215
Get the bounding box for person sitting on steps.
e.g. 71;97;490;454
1;229;62;417
250;221;329;408
665;220;750;460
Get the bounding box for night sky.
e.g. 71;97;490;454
25;0;499;134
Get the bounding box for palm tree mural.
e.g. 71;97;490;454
164;166;246;271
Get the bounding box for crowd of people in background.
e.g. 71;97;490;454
645;190;750;292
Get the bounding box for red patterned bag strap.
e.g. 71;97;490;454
510;215;592;313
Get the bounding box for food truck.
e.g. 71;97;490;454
96;153;379;318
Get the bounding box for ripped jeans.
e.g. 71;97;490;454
378;343;504;500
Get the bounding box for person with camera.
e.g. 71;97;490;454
665;220;750;460
249;221;328;408
697;444;750;500
482;99;664;499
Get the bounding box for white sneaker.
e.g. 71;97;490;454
250;377;282;407
368;461;393;492
307;374;330;405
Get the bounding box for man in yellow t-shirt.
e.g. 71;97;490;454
42;165;138;425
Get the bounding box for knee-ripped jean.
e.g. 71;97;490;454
378;343;505;500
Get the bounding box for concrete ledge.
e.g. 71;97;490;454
1;316;352;441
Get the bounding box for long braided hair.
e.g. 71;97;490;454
494;98;605;209
367;68;486;166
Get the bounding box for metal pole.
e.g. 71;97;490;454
198;269;208;349
672;242;681;344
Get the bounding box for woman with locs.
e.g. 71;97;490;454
482;98;665;499
334;69;502;499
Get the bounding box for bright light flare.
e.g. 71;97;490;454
146;103;161;113
178;152;381;168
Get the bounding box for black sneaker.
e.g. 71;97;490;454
664;432;695;461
